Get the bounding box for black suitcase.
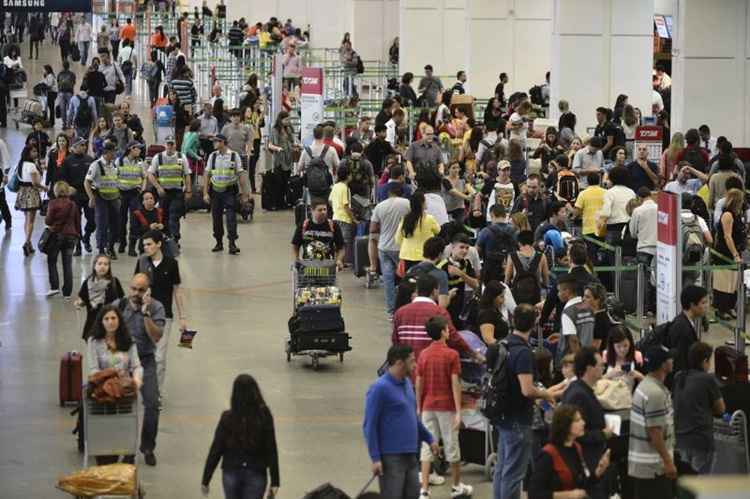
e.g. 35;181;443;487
287;175;304;206
288;305;345;334
295;200;308;227
290;330;351;353
261;170;283;211
715;346;749;384
617;258;637;314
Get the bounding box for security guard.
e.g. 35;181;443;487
147;135;191;245
84;140;121;259
117;140;147;256
202;134;250;254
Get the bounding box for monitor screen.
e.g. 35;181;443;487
654;15;669;39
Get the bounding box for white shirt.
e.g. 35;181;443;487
561;296;583;336
3;56;22;69
424;192;449;226
572;147;604;189
664;178;702;196
600;185;636;225
76;22;92;43
20;161;38;182
652;90;664;113
509;112;528;144
629;199;657;255
385;118;397;146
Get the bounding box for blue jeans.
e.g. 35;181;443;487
379;453;419;499
493;422;532;499
379;249;400;314
222;468;267;499
678;447;714;474
94;196;120;252
78;41;90;65
139;354;160;453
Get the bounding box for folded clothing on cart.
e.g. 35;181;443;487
57;463;136;497
295;286;342;307
87;368;136;404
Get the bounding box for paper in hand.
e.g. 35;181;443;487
604;414;622;436
179;329;197;349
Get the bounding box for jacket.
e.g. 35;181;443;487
83;71;106;97
61;152;94;201
77;277;125;339
67;95;98;128
561;379;607;468
45;197;81;237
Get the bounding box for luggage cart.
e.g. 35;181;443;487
83;396;139;469
287;260;351;369
712;409;750;474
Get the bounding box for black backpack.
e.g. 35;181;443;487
305;145;331;195
612;123;626;147
355;55;364;74
485;223;517;264
479;339;512;423
682;147;708;173
510;251;542;305
636;320;673;352
74;97;92;128
529;85;544;106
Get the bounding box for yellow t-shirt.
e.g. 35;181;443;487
575;185;606;236
697;184;710;207
395;214;441;261
329;182;353;224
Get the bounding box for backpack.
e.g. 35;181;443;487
120;47;134;75
557;170;579;203
74;96;92;128
302;483;350;499
510;251;542;305
5;162;20;193
485;223;517;264
478;339;512;423
346;158;368;196
612;123;626;147
57;71;75;93
529;85;544;106
636;320;673;352
477;139;494;169
305;145;331;195
681;212;705;265
682;147;707;173
355;55;364;74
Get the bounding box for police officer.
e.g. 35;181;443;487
117;141;147;256
202;134;250;254
84;140;120;259
61;137;96;254
147;135;191;245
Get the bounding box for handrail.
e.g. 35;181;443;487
581;234;617;253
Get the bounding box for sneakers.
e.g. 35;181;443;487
211;242;224;252
143;451;157;466
46;289;60;297
419;472;445;486
420;489;430;498
451;483;473;498
228;242;240;255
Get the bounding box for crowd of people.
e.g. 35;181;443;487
0;6;746;499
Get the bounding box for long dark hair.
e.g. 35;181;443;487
606;325;636;366
480;280;506;310
225;374;270;448
88;254;114;281
401;190;426;239
91;304;133;352
273;111;289;132
468;126;484;152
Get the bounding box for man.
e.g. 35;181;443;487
57;60;76;128
486;162;515;219
664;161;706;195
291;198;345;268
75;16;92;66
405;125;443;179
439;233;479;327
510;173;547;229
67;87;97;141
376;164;412;202
119;17;136;44
667;285;708;375
84;140;120;258
534;201;567;252
675;128;709;173
296;125;339;177
707;140;746;182
416;317;473;499
451;70;466;96
350;116;374;147
476;204;516;284
555;273;595;370
98;49;125;105
572;136;604;189
323;124;345;158
363;344;439;499
115;273;166;467
109;112;133;157
654;64;672;90
375;97;394;129
562;347;613;497
366;124;397;178
339;141;375;199
627;144;659;192
698;124;718;156
329;165;357;265
370;182;411;317
203;134;249;254
594;107;617;156
574;172;606;239
148;135;192;245
61;137;96;254
135;230;188;394
495;72;509;105
221;109;254;171
386;108;405;148
116;141;147;256
476;122;504;167
392;274;474;363
629;188;658;313
405;237;452;309
629;346;676;497
493;304;555;499
418;65;443;107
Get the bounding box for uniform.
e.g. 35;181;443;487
205;148;244;245
85;157;121;254
148;151;190;241
116;155;146;253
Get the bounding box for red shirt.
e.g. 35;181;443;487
323;138;344;158
417;342;460;412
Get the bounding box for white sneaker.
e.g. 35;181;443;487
451;482;473;498
419;489;430;498
419;472;446;486
46;289;60;297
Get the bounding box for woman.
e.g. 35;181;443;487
442;162;474;224
4;46;24;108
202;374;280;499
528;405;610;499
75;254;125;340
508;139;528;190
708;155;741;210
44;181;80;297
510;211;531;235
15;146;47;256
87;304;142;463
713;188;746;319
244;102;264;193
621;104;639;159
603;325;644;388
434;90;452;130
599;166;635;246
659;132;684;184
449;106;469;140
145;49;165;107
181;119;201;183
399;72;418;107
96;25;109;54
509;100;532;150
610;146;627;171
476;280;513;345
395;190;440;271
565;136;583;166
108;18;120;60
268;111;295;194
168;89;188;150
388;37;399;65
58;24;72;61
558;100;577;147
40;65;58;128
213;98;228;131
504;230;549;305
612;94;628;124
533;127;562;173
414;110;431;142
45;134;70;194
461;125;483;176
484;97;505;132
89;116;112;158
582;282;618;352
150;25;168;51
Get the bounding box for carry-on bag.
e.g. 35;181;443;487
288;304;345;334
59;351;83;406
353;235;370;278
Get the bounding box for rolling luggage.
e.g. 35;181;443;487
353;236;370;278
287;175;304;206
289;330;351;354
288;304;345;334
618;258;637;314
22;97;45;124
295;200;308;227
261;170;284;211
716;346;749;384
59;351;83;407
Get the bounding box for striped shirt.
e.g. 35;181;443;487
628;375;674;479
170;78;196;106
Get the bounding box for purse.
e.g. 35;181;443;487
38;227;57;254
115;77;125;95
594;378;632;410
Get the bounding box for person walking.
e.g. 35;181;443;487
363;344;440;499
148;135;191;246
39;65;58;128
201;374;281;499
56;60;76;128
0;137;12;230
44;181;80;297
75;254;124;340
68;87;98;140
75;16;92;66
114;141;146;256
84;140;120;258
16;145;48;256
60;137;95;254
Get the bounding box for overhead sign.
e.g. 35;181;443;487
635;125;663;163
1;0;92;11
300;67;324;146
656;191;681;325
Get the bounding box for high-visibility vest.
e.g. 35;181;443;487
95;160;120;200
116;157;143;190
156;152;185;190
208;150;240;192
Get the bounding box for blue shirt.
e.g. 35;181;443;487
501;333;535;425
363;372;434;461
376;181;413;203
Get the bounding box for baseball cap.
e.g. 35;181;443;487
498;160;511;170
126;140;143;151
164;135;176;144
643;345;673;373
72;137;88;148
213;134;227;143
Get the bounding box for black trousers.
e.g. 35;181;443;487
248;138;260;192
210;187;238;242
118;189;141;246
633;475;674;499
46;91;57;127
0;190;11;226
74;196;96;243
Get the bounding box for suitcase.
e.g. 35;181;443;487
288;304;345;334
354;236;370;278
295;200;308;227
618;258;637;314
59;351;83;407
261;170;284;211
715;346;749;384
186;184;209;212
290;330;351;353
237;195;255;221
287;175;304;206
21;97;45;123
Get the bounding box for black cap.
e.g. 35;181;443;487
213;134;227;143
643;345;673;372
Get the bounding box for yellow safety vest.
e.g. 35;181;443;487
96;160;120;200
117;157;143;190
157;152;185;190
208;151;240;192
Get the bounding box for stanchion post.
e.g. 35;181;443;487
635;263;645;338
735;262;746;353
614;246;623;301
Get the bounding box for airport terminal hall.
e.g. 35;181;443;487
3;0;750;498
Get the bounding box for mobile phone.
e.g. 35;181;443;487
622;362;632;373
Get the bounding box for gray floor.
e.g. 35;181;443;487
0;42;495;498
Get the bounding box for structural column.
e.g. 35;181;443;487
550;0;654;133
671;0;750;146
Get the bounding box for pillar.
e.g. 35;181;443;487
671;0;750;146
550;0;654;133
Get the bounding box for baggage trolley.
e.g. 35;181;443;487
288;260;350;369
433;408;498;481
83;396;139;471
712;409;750;474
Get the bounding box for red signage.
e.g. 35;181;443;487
657;191;679;246
635;125;663;141
301;68;323;96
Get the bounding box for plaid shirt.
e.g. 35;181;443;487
417;342;460;412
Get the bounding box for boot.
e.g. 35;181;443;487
127;241;137;257
228;241;240;255
73;242;81;256
211;240;224;252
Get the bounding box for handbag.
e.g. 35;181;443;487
38;227;57;254
594;378;632;410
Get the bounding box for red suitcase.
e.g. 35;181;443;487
59;351;83;406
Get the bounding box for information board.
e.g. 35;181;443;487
656;191;681;325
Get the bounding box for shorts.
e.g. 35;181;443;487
420;410;460;463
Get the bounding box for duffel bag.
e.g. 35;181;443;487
288;304;345;334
